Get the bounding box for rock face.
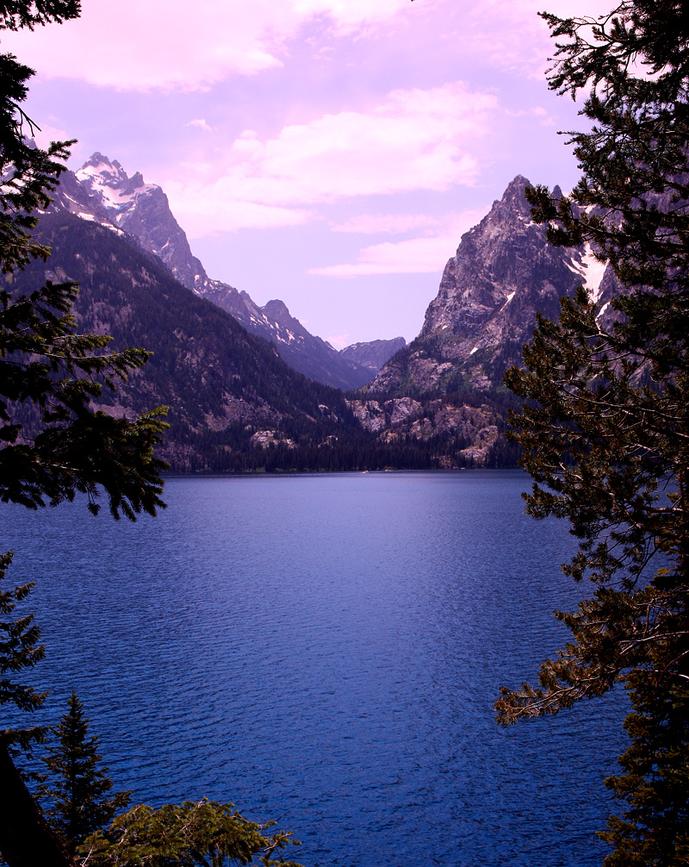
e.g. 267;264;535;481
340;337;406;373
69;154;373;391
347;397;499;465
371;176;610;396
363;176;614;465
76;153;208;291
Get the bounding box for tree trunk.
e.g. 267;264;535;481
0;740;71;867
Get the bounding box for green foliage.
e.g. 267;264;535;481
0;550;45;748
42;693;130;858
599;673;689;864
1;20;167;521
0;54;73;272
0;275;168;518
496;1;689;863
527;0;689;299
81;800;302;867
0;1;79;32
0;5;167;865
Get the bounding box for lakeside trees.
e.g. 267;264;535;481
1;5;301;865
42;693;130;860
39;695;302;867
497;1;689;863
1;3;168;863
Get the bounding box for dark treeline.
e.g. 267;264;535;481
182;425;494;473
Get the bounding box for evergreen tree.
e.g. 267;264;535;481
81;800;302;867
0;8;300;867
43;693;129;859
0;554;68;866
0;550;60;867
1;11;167;521
496;2;689;863
1;3;166;864
0;551;44;741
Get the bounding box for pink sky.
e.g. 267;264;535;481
3;0;608;347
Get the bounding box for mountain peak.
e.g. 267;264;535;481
478;174;535;226
75;153;159;221
78;152;129;184
505;174;531;191
83;151;113;167
500;174;532;207
263;299;292;321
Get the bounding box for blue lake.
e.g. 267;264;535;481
2;471;624;866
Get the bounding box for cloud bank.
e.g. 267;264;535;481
2;0;410;91
165;82;497;234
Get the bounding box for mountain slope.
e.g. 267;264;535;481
12;211;362;471
70;154;373;390
370;176;608;396
340;337;406;373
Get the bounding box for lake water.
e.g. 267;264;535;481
2;471;624;866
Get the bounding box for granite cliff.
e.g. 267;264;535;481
351;176;613;465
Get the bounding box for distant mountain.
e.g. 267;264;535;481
352;176;613;465
13;210;367;471
42;161;618;470
202;285;373;391
340;337;406;373
69;154;373;390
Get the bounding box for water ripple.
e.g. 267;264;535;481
3;472;625;866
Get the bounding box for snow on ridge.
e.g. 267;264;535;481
580;243;607;301
596;301;610;321
567;243;608;301
500;290;516;308
76;160;119;180
74;211;124;236
76;158;158;216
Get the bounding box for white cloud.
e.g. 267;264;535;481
164;83;497;234
332;213;443;235
295;0;410;32
325;332;352;349
446;0;615;78
0;0;617;93
311;237;454;276
187;119;214;134
1;0;409;92
27;120;72;149
310;209;486;277
165;198;314;237
505;106;555;126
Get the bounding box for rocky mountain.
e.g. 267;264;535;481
340;337;406;373
11;210;369;471
13;211;447;472
351;176;613;465
200;285;373;390
40;163;618;470
68;154;373;391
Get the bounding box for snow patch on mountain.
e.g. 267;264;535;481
76;153;158;219
65;153;379;390
567;242;608;301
